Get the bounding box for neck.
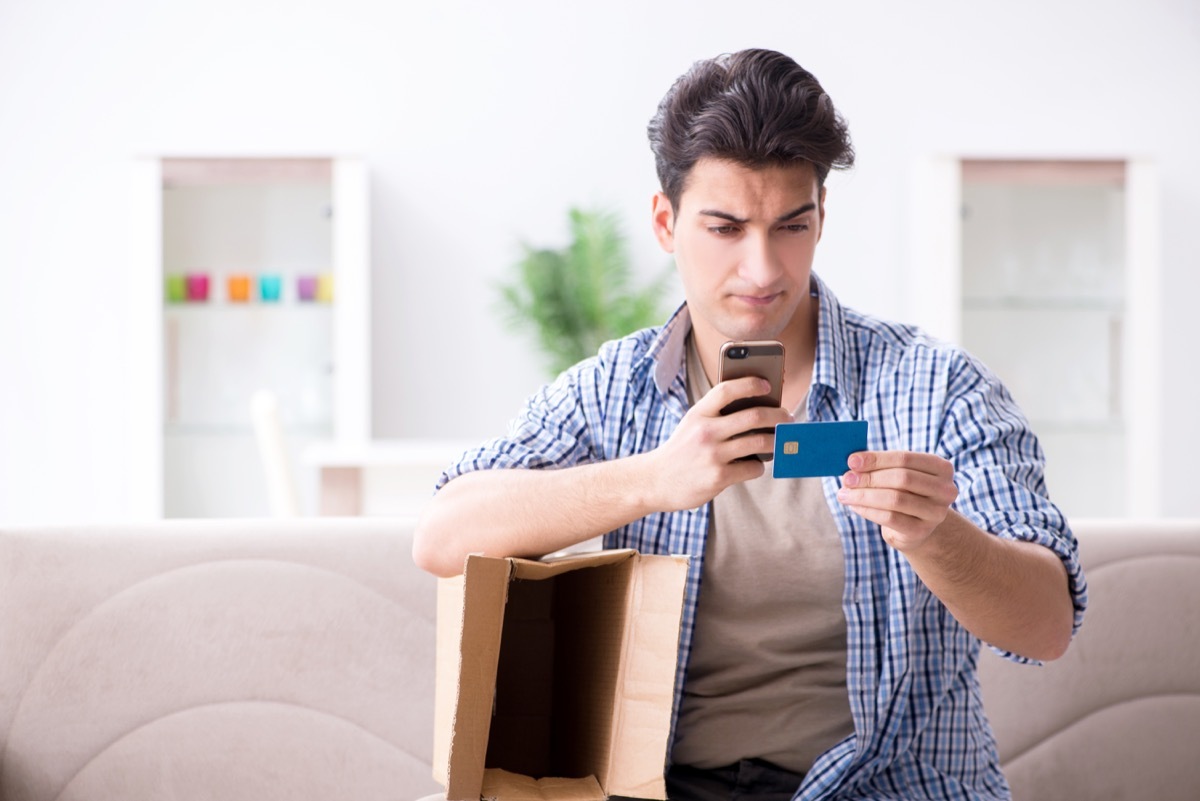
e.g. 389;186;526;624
778;302;819;412
691;298;819;413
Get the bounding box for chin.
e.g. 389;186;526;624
727;300;804;342
722;315;787;343
720;327;783;345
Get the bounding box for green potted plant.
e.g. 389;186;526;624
498;207;672;376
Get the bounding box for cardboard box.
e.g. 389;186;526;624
433;549;689;801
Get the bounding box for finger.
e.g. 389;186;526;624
698;376;776;416
842;504;925;543
701;446;768;488
687;408;788;453
836;486;948;522
719;429;778;463
726;404;795;430
841;467;958;506
847;450;952;478
728;457;768;483
695;405;791;449
728;408;793;453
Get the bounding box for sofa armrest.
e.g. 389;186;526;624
978;519;1200;801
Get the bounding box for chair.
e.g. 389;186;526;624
250;389;301;517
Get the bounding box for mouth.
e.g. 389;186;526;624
732;292;782;308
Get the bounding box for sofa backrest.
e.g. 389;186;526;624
5;517;1197;801
978;518;1200;801
0;518;441;801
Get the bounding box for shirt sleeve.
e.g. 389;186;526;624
937;351;1089;664
433;355;606;493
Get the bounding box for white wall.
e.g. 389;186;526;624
2;0;1198;522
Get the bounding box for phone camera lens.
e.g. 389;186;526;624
729;347;748;359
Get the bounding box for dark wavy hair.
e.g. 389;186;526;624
647;49;855;209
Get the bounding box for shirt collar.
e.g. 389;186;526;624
643;271;860;418
642;301;692;396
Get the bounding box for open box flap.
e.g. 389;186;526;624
433;574;465;787
444;555;514;801
481;768;605;801
510;548;637;580
603;554;690;799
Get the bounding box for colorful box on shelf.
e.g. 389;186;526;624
186;273;210;302
297;273;333;303
227;274;252;303
164;274;186;303
317;273;334;303
297;275;317;302
259;274;283;303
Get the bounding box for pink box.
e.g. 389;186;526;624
185;273;210;302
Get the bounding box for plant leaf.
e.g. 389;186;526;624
497;207;671;376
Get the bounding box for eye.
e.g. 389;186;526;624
708;225;739;236
781;223;810;234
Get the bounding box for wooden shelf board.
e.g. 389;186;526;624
961;159;1125;186
161;157;332;187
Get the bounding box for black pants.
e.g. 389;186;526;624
416;759;805;801
614;758;805;801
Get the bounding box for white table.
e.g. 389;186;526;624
303;439;479;516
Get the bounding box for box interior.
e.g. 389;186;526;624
484;559;635;782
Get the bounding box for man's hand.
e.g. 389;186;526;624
836;451;959;553
645;376;795;512
835;449;1075;660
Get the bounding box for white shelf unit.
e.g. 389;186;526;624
130;157;370;518
909;158;1161;518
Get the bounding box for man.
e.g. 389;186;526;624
414;49;1086;801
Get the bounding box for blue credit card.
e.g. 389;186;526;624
772;420;869;478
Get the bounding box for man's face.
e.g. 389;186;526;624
653;157;825;348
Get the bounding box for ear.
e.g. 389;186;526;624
651;192;676;253
816;185;827;243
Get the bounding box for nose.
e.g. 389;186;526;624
737;232;784;288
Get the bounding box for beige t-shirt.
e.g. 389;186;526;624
671;336;855;774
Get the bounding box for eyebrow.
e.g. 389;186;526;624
698;203;817;225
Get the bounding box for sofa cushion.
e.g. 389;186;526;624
0;518;441;801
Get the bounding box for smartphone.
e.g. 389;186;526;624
717;340;785;461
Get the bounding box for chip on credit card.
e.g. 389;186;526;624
772;420;869;479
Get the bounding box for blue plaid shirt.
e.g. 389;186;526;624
437;273;1088;801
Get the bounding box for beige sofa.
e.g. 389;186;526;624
0;518;442;801
2;518;1197;800
978;518;1200;800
